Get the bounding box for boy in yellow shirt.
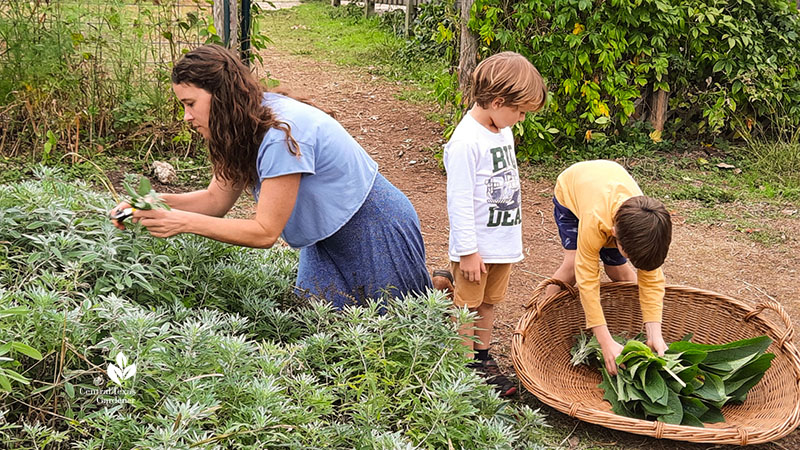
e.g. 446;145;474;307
545;160;672;375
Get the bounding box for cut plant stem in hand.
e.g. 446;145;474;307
111;175;170;222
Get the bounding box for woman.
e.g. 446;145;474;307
111;44;432;308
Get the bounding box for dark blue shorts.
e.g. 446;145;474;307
552;197;628;266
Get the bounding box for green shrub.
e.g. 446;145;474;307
0;0;269;161
327;1;364;22
0;1;212;158
412;0;459;61
460;0;800;160
0;168;551;448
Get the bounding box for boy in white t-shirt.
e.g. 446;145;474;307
433;52;547;396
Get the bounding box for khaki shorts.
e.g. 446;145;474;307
450;261;513;309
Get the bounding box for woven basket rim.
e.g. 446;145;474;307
511;279;800;445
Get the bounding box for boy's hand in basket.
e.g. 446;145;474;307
594;325;624;375
645;322;667;356
600;340;624;375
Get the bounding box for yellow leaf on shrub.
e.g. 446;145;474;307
585;130;593;141
573;23;585;35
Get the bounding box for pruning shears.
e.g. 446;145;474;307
110;207;136;222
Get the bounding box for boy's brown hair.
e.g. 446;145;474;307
614;196;672;271
471;51;548;112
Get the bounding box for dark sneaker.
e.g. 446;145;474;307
432;269;454;299
472;358;517;397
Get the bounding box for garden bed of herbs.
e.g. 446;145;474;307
0;167;550;449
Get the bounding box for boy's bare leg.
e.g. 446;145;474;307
545;249;577;297
471;302;517;396
605;263;636;282
456;303;493;358
458;318;476;357
473;303;495;351
435;270;476;353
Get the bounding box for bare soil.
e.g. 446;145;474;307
242;49;799;449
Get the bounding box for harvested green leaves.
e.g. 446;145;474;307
122;174;170;211
570;334;774;427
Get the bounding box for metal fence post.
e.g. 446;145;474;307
240;0;251;64
223;0;230;45
405;0;415;36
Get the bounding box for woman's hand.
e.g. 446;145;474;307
109;202;134;230
109;175;298;248
134;208;191;238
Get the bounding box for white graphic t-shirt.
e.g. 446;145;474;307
443;112;523;263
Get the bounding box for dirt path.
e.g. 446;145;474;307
257;49;800;449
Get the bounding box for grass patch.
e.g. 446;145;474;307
258;1;450;104
685;207;728;224
260;4;392;66
667;184;737;206
738;134;800;200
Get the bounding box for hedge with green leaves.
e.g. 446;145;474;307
467;0;800;160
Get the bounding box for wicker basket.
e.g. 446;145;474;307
511;279;800;445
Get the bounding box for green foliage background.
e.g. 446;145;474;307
440;0;800;160
0;0;270;161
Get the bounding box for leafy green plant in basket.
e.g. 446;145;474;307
571;333;774;427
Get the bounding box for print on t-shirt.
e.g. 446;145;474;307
485;144;521;227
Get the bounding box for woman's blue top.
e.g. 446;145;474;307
252;92;378;248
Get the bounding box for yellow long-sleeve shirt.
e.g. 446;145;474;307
554;160;664;329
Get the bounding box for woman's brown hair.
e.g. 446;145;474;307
172;44;299;190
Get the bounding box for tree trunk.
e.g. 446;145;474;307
364;0;375;17
457;0;477;105
649;87;669;133
331;0;340;6
213;0;239;49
